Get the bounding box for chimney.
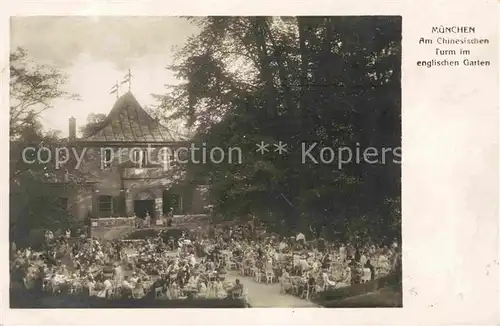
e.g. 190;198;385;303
69;116;76;140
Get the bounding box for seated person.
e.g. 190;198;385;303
130;272;139;284
336;266;351;288
322;269;336;289
133;279;145;298
280;269;292;293
350;261;363;284
168;281;180;299
103;278;113;298
197;281;207;297
228;279;244;298
187;273;199;287
121;276;134;298
86;276;96;296
213;280;227;299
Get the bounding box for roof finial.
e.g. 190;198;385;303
121;69;132;92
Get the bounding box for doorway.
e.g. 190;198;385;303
163;190;182;215
134;200;155;218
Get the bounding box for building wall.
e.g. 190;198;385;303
68;146;209;220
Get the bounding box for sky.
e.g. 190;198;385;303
10;16;200;137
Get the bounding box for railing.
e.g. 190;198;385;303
90;217;135;228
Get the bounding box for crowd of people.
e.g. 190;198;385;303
10;219;401;305
206;223;400;300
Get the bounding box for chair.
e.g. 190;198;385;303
301;283;316;301
265;271;275;284
254;270;262;283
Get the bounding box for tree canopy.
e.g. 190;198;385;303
158;16;401;242
10;48;81;243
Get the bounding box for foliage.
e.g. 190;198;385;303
157;16;402;242
10;47;79;140
317;273;400;302
10;48;81;243
79;113;107;138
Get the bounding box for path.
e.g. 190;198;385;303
225;271;318;308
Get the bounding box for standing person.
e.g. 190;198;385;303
346;242;354;261
113;262;123;284
339;244;346;263
321;252;331;269
365;259;376;281
114;240;123;260
354;245;361;262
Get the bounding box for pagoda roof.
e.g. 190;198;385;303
82;92;183;143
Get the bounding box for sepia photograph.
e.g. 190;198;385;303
9;16;402;308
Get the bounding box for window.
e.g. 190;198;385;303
98;195;113;215
96;195;125;217
171;194;183;214
102;149;112;168
162;191;184;215
132;149;147;168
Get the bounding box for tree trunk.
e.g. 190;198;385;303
251;17;277;118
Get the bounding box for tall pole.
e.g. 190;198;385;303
128;69;132;92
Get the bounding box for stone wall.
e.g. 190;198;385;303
89;217;136;239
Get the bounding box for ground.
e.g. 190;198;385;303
225;271;318;308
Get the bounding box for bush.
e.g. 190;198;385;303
316;273;400;302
